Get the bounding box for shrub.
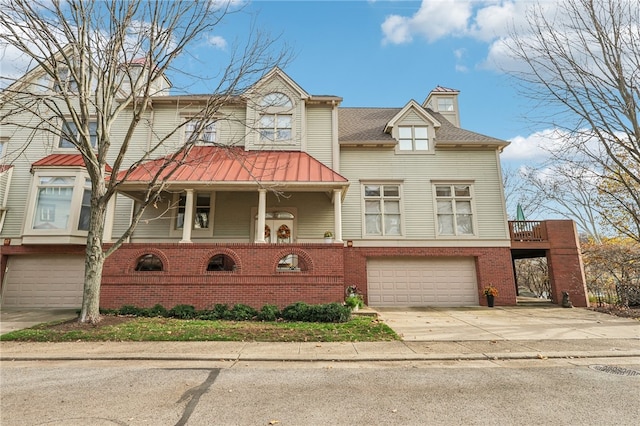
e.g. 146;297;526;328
147;304;168;317
282;302;351;323
168;304;197;319
230;304;258;321
281;301;310;322
118;305;142;316
212;303;232;320
257;304;280;321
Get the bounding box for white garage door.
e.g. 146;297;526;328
367;257;479;307
2;255;85;308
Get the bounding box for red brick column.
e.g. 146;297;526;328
545;220;588;307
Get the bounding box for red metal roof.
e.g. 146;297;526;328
118;146;348;184
32;154;112;171
0;165;13;173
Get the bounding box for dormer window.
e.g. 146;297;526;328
59;120;98;149
398;126;428;151
185;120;216;144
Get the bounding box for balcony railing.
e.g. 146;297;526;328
508;220;548;242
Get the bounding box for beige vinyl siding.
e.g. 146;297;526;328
282;193;333;239
213;191;255;239
398;109;426;125
340;148;508;241
111;195;133;238
217;107;247;147
305;106;333;166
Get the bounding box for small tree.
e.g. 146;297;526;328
0;0;290;323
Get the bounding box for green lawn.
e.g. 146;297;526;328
0;315;399;342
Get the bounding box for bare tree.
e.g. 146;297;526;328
0;0;290;323
505;0;640;241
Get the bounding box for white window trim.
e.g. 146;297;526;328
22;169;90;239
57;119;98;150
432;181;478;239
184;119;217;145
169;191;216;238
394;125;435;155
360;181;405;239
255;91;296;146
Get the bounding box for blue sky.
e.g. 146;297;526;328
175;0;554;168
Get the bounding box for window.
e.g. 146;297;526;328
78;179;91;231
363;184;402;236
435;184;474;236
32;177;75;230
27;174;92;234
185;120;216;144
437;98;455;112
259;92;292;108
59;121;97;149
53;68;79;93
259;114;291;142
276;253;308;272
175;192;211;230
398;126;429;151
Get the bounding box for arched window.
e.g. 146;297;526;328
259;92;292;108
207;254;236;272
135;254;163;271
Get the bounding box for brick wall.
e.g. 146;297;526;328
545;220;589;307
344;246;516;306
100;243;345;309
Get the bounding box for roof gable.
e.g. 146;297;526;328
249;67;310;100
384;100;441;133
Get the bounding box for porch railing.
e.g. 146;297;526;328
508;220;548;242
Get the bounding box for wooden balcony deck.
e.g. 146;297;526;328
509;220;550;252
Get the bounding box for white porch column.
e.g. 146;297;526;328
179;189;194;243
333;189;343;243
256;188;267;243
102;196;117;243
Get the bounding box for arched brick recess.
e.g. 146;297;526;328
128;249;170;273
199;248;242;273
273;248;314;273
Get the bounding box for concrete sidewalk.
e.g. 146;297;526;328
1;306;639;362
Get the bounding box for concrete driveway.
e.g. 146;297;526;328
0;309;78;334
375;306;640;341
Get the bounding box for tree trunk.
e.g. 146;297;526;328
79;197;107;324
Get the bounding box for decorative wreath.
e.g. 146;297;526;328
277;224;291;240
264;225;271;239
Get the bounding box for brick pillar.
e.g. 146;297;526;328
545;220;588;307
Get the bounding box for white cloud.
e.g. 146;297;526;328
207;35;227;50
501;128;564;161
382;0;472;44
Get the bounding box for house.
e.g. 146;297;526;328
0;64;588;310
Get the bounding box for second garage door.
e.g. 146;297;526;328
1;255;85;308
367;257;479;307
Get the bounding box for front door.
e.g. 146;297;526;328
257;211;294;243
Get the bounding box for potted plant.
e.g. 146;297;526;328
483;285;498;307
344;285;364;311
324;230;334;243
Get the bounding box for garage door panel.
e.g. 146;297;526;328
3;255;84;308
367;257;479;307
